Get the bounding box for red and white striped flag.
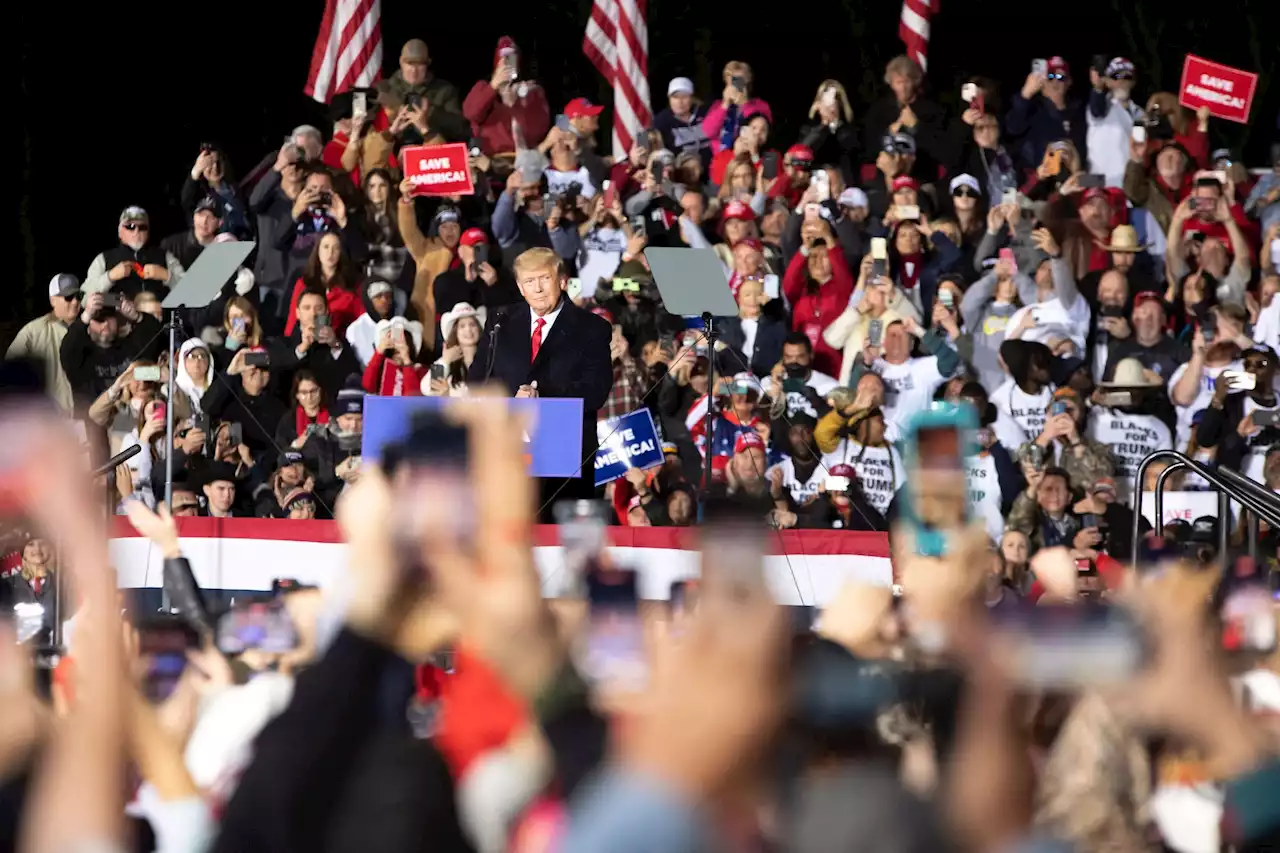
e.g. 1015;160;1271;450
304;0;383;103
582;0;653;160
899;0;937;71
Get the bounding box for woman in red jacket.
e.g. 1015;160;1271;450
362;318;427;396
284;232;363;338
782;221;854;378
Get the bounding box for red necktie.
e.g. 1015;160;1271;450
531;317;546;363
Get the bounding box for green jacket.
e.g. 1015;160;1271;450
385;72;470;142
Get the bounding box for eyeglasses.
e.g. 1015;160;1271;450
185;350;210;360
952;188;980;198
123;222;149;231
297;387;321;397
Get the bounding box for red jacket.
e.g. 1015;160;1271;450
362;351;426;397
462;82;550;155
1174;125;1210;169
284;279;363;338
783;248;854;379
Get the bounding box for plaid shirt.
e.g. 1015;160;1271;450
600;356;650;421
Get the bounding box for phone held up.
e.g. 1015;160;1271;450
901;403;978;557
137;615;200;703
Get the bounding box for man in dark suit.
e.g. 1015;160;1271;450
469;247;613;511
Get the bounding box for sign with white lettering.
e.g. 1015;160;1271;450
1178;55;1259;124
401;143;475;197
594;409;664;486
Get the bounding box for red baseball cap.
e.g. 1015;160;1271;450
722;200;755;222
891;175;920;193
1132;291;1165;312
460;227;488;247
736;237;764;253
733;431;766;454
785;143;815;163
827;463;856;479
591;306;614;324
564;97;604;119
1080;186;1111;206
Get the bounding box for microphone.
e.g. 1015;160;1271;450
483;307;508;383
92;444;141;478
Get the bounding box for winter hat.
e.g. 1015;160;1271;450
334;377;366;416
440;302;487;342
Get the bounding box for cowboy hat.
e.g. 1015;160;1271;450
440;302;487;342
375;317;424;354
1098;224;1148;253
1099;357;1163;388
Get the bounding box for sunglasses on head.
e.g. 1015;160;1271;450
1047;73;1066;81
953;187;979;198
123;222;149;231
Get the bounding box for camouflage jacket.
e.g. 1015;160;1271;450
1015;437;1114;493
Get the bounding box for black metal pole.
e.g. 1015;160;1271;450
1218;489;1230;561
1247;509;1259;561
1153;461;1187;528
701;311;716;517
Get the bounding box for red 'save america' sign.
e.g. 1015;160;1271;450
402;143;475;197
1178;55;1258;124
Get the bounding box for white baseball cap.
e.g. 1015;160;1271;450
836;187;868;209
667;77;694;97
949;173;981;195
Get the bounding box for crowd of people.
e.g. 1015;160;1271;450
1;22;1279;853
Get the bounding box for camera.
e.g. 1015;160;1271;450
316;190;333;207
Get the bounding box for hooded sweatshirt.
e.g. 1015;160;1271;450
175;338;215;414
462;37;551;156
959;271;1038;393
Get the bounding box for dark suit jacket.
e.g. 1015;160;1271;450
468;298;613;480
715;315;786;379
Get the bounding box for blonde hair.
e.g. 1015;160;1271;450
722;61;753;89
809;79;853;123
884;56;923;86
512;247;565;281
223;296;262;347
718;154;757;200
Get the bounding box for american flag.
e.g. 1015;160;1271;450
899;0;937;71
304;0;383;103
582;0;653;160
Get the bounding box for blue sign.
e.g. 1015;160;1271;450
594;409;664;486
362;396;584;477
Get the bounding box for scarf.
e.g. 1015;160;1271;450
295;406;330;439
897;253;923;291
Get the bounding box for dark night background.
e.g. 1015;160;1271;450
8;0;1279;342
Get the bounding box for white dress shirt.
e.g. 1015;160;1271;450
531;302;565;341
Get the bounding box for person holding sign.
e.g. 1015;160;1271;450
469;247;612;506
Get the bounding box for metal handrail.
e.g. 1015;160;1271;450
1133;450;1280;566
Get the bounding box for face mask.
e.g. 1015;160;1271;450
225;335;242;352
784;362;808;379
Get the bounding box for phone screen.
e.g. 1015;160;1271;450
762;152;779;181
430;362;448;382
993;604;1146;689
580;569;646;690
138;618;198;703
870;237;888;260
216;598;298;655
352;92;367;117
868;319;883;348
133;366;161;382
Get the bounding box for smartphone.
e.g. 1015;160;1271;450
468;137;484;157
243;351;270;369
137;616;200;703
429;361;448;383
555;114;573;133
870;258;887;281
231;317;247;336
383;409;474;576
1077;174;1107;190
1099;391;1133;408
316;313;331;330
317;191;333;207
993;603;1147;690
133;365;161;382
629;214;647;237
650;157;666;182
961;82;977;103
579;568;646;690
810;169;830;201
902;405;978;556
761;151;779;181
1050;400;1069;417
152;401;166;423
227;422;243;447
803;202;821;221
100;292;121;309
602;179;616;209
821;87;837;108
1131;125;1147;144
352;91;367;119
867;319;884;349
1081;512;1101;530
938;289;954;309
1001;188;1018;207
998;247;1018;274
1220;580;1276;655
215;597;299;655
1224;370;1258;391
972;92;986;114
895;204;920;221
730;75;746;91
1032;58;1048;76
824;475;851;491
870;237;888;260
473;243;489;268
1252;409;1280;428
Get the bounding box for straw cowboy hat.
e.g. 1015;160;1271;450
1098;224;1149;253
440;302;487;342
375;317;424;354
1100;357;1163;388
